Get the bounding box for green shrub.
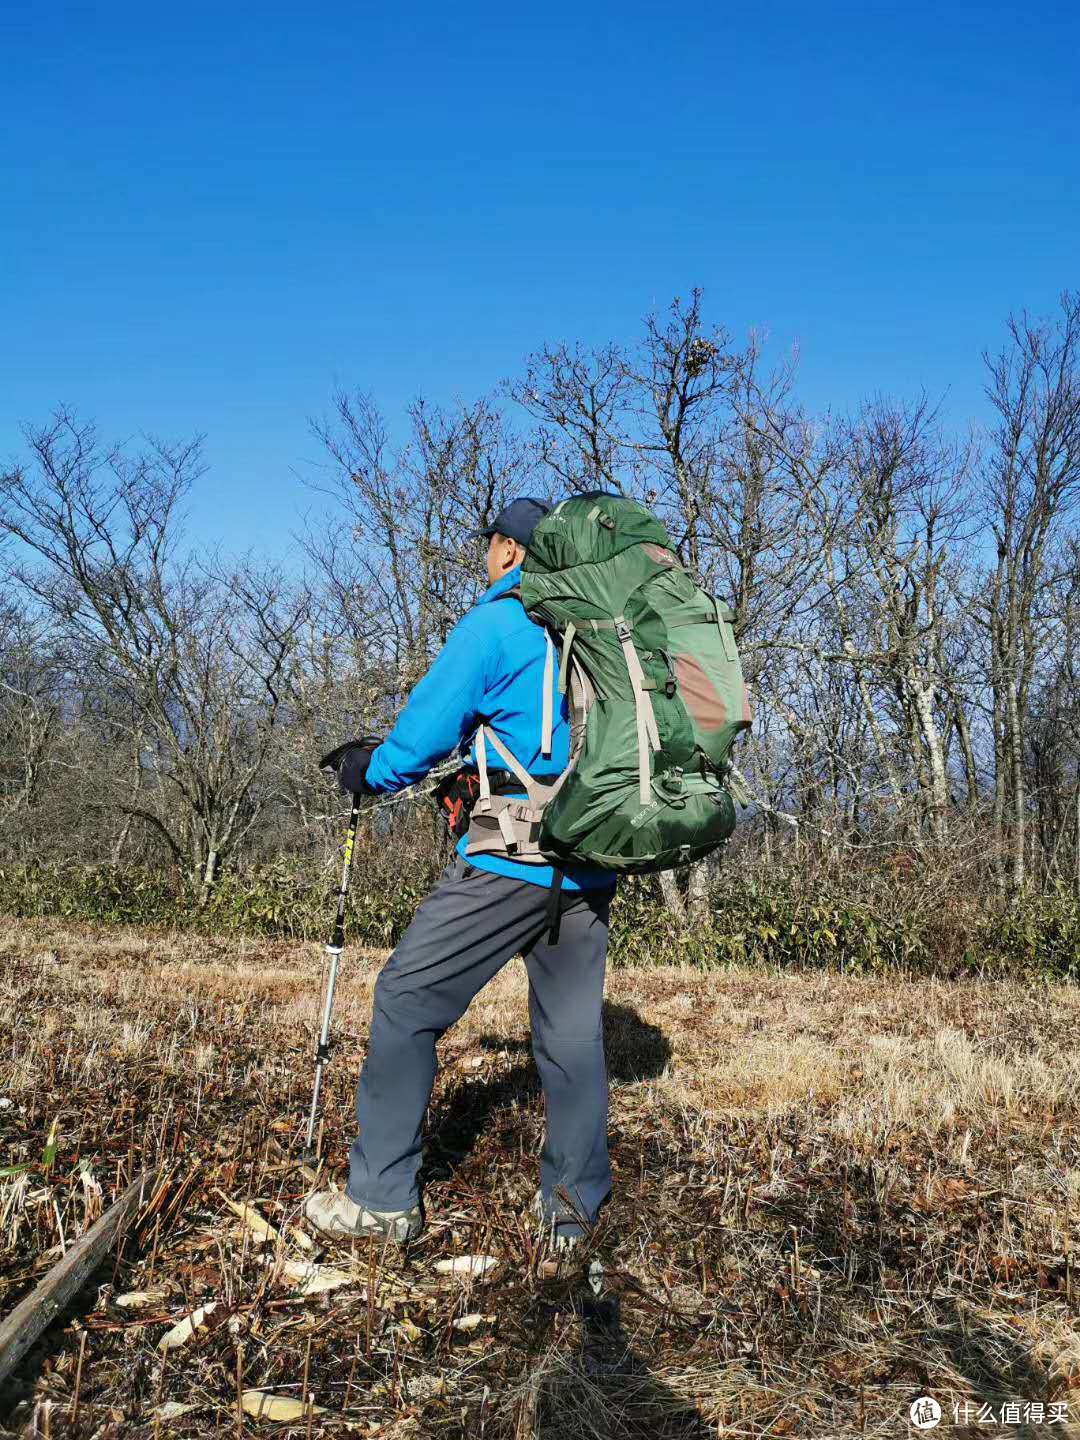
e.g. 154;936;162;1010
965;883;1080;979
0;862;180;926
608;873;930;973
0;858;427;949
707;875;931;974
608;878;721;968
1;860;1077;980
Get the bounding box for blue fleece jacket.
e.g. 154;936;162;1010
364;567;614;892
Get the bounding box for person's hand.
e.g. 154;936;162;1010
318;735;383;795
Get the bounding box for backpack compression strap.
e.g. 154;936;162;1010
614;616;661;805
554;611;660;807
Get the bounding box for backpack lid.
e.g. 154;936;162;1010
525;494;670;574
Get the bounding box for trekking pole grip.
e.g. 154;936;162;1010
329;793;362;952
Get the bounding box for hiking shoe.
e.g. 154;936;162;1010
532;1189;587;1251
304;1190;422;1242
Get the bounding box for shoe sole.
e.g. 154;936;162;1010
315;1218;421;1242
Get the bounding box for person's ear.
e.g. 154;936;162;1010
498;535;519;574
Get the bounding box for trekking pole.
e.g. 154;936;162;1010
303;792;361;1163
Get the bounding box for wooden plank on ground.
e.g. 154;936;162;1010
0;1168;160;1387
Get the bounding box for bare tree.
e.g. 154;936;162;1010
511;342;630;494
3;291;1077;906
0;411;309;882
0;601;65;853
979;292;1080;887
307;393;533;700
833;398;976;843
1025;532;1080;885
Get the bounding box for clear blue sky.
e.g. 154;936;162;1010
3;2;1077;556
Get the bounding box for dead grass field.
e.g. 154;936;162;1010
1;917;1079;1439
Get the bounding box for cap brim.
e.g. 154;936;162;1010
469;525;497;539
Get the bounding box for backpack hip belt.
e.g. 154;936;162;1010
464;721;569;863
464;792;551;861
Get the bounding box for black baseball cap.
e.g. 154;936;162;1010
472;496;551;547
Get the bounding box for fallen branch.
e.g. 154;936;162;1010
0;1169;159;1386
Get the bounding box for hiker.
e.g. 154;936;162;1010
305;498;617;1250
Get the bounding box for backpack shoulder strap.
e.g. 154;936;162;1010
491;585;557;757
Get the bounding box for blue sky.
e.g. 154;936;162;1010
3;2;1077;556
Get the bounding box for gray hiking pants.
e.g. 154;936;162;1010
347;855;612;1222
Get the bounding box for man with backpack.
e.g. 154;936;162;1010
306;490;751;1249
305;497;618;1249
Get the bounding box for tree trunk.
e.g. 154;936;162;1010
991;680;1007;891
1005;680;1025;889
908;674;948;844
686;861;710;921
954;701;979;809
658;871;686;920
199;848;219;906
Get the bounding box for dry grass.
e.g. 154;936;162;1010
1;917;1079;1438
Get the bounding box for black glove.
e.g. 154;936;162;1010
318;735;383;796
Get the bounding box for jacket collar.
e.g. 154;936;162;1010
476;565;522;605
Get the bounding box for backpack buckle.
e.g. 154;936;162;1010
657;769;686;805
614;620;632;643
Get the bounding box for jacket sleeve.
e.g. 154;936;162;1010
363;610;495;793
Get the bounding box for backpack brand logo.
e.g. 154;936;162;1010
631;801;661;828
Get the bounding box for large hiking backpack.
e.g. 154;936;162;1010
466;492;752;874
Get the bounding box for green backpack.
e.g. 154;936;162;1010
514;492;751;873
